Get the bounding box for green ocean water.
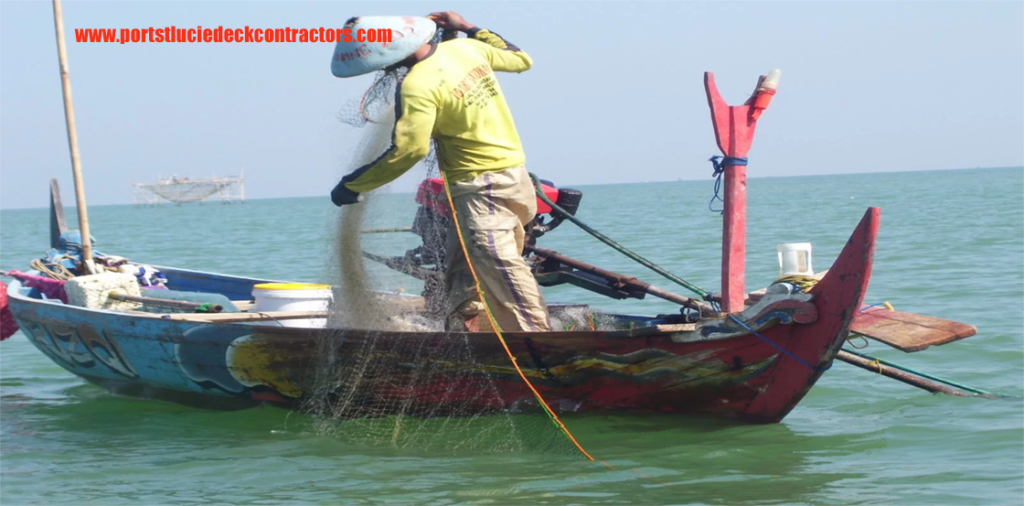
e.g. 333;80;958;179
1;167;1022;505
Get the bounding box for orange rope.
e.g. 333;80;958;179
440;172;609;468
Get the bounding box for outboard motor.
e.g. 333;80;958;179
531;183;582;239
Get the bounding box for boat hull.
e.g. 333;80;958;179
7;209;879;423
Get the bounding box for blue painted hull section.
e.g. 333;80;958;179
7;280;287;406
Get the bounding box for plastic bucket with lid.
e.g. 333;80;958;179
251;283;333;328
776;243;813;277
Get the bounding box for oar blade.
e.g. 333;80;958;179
851;307;977;353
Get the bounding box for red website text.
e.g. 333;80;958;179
74;26;393;44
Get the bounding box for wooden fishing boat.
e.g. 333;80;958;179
0;68;979;426
3;206;875;423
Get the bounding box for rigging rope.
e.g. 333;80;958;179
529;173;710;299
707;156;747;214
727;313;831;373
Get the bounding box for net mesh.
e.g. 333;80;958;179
299;37;582;455
137;177;238;203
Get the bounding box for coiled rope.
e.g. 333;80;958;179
775;275;821;293
29;258;76;281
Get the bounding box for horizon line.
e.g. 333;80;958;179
2;165;1020;212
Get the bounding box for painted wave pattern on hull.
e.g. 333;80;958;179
488;348;777;389
17;315;139;380
385;347;780;390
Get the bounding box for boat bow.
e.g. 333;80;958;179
742;207;880;421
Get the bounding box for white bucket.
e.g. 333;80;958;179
777;243;814;277
251;283;333;328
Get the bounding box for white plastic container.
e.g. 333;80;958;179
251;283;333;328
777;243;814;277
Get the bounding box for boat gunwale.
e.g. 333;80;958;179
6;269;816;344
5;280;702;341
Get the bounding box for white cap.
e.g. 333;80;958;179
331;16;437;78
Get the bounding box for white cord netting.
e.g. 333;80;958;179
298;57;586;455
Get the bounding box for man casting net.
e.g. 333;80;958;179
302;12;593;458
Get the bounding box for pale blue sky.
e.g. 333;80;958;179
1;1;1021;209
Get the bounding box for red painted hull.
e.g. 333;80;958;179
270;208;879;423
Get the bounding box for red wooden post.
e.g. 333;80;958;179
705;71;779;313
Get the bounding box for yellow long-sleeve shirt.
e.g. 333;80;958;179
342;28;532;193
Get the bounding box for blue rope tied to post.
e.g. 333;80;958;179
727;314;831;373
708;156;748;214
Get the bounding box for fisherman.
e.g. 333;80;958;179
330;12;550;332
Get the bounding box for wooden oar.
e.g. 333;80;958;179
834;349;973;396
157;311;324;323
361;227;414;234
108;292;223;313
850;306;977;352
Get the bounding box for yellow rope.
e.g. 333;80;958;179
440;172;608;468
775;274;820;292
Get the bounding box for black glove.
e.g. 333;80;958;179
331;179;363;206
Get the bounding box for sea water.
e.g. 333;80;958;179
1;167;1021;505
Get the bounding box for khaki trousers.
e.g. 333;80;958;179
445;166;551;332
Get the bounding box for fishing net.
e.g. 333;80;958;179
135;177;240;204
300;31;583;456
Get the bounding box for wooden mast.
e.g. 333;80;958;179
51;0;95;274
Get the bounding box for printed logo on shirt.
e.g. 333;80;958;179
451;64;490;99
463;76;500;107
451;64;499;107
